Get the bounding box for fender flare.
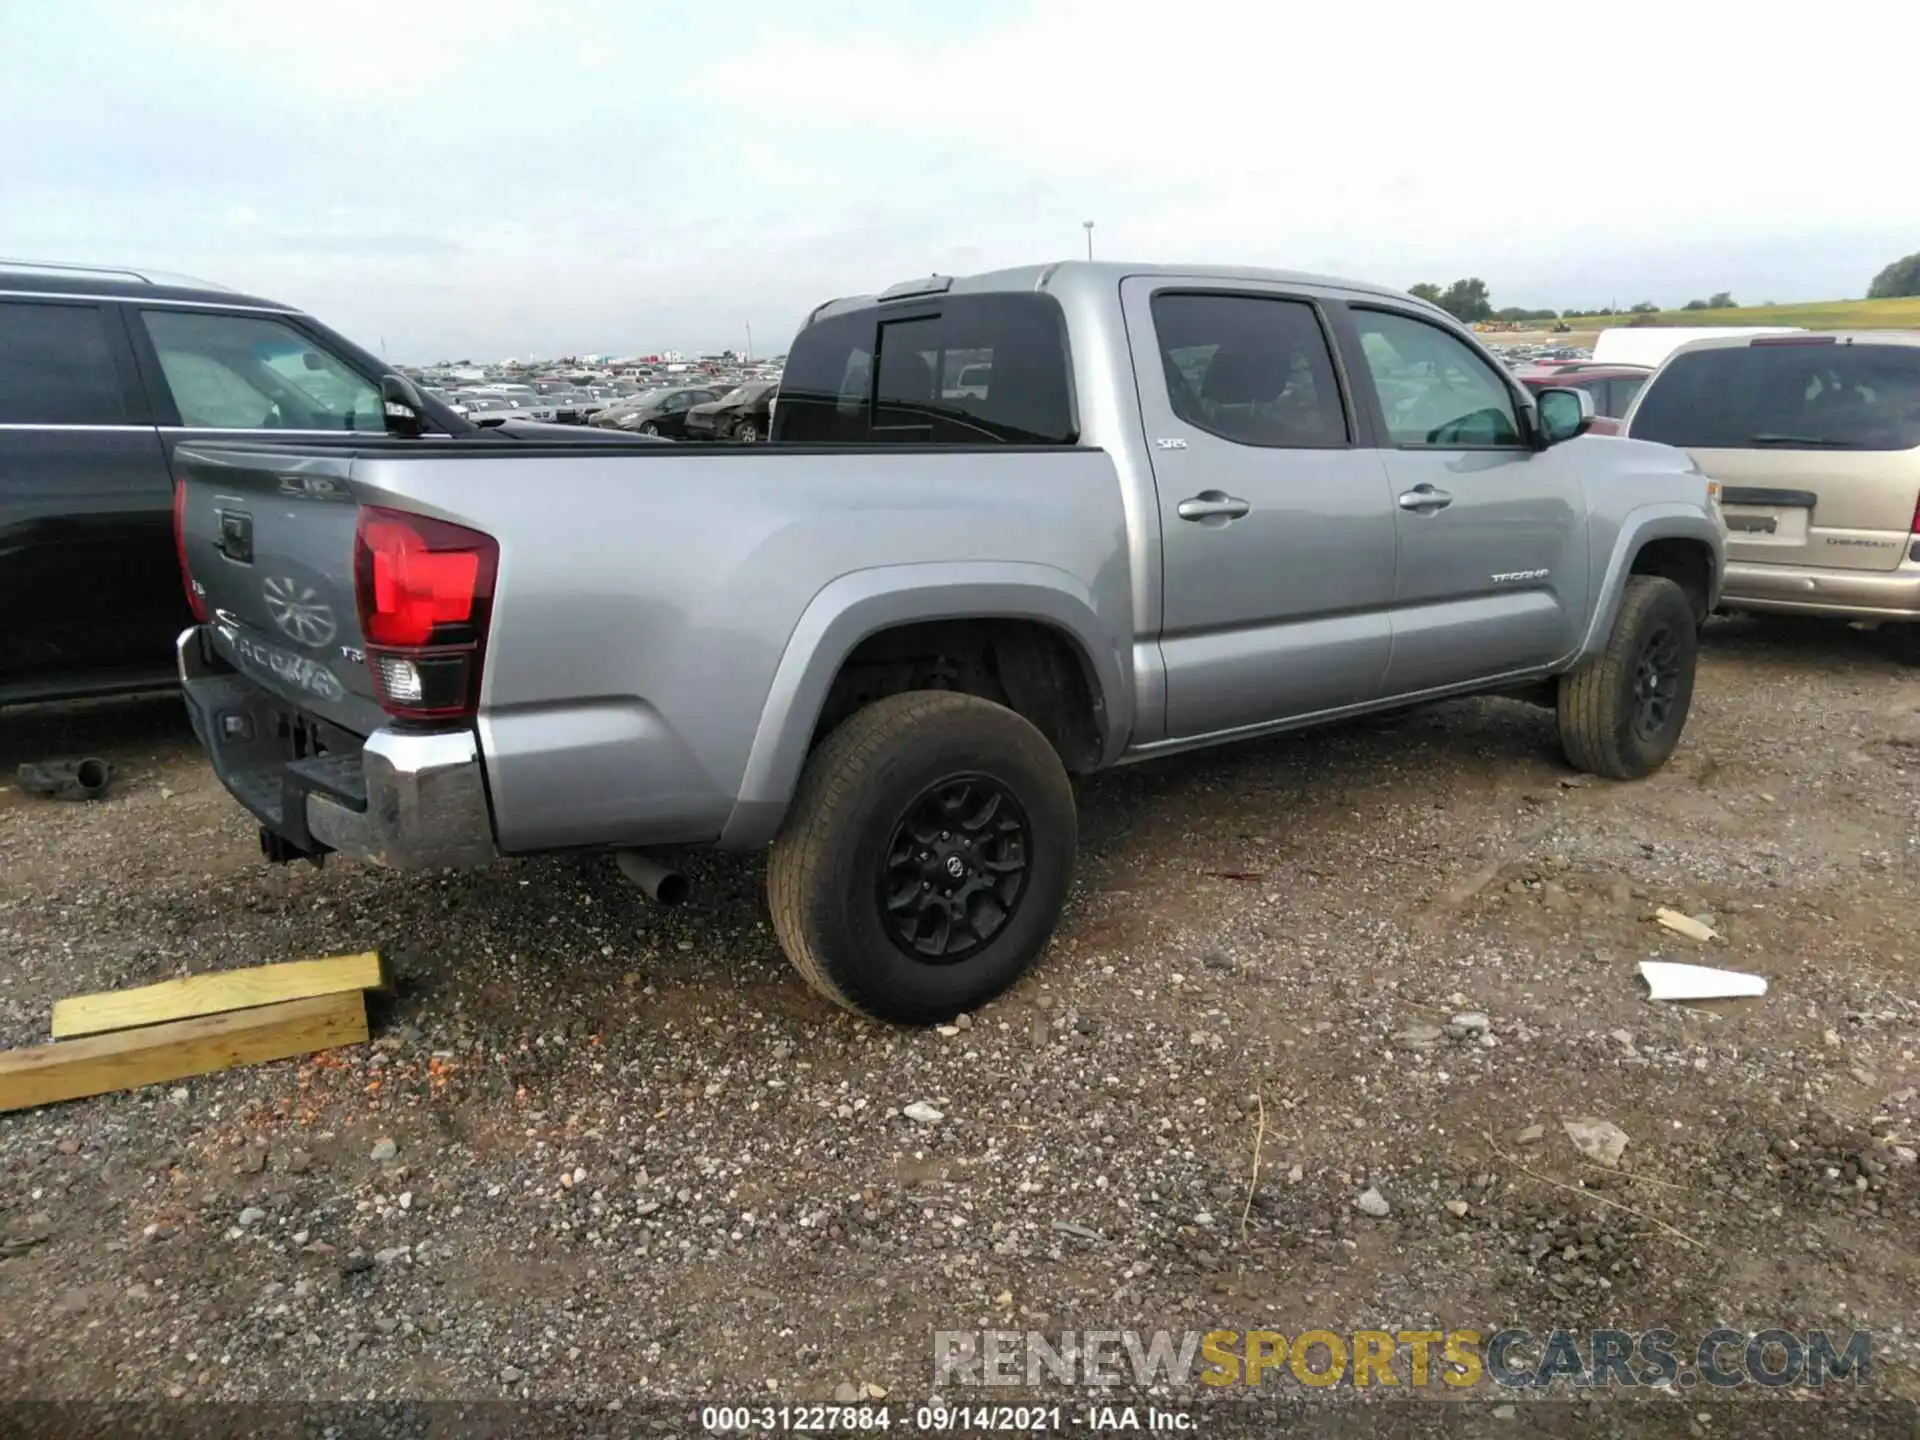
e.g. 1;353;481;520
717;561;1130;849
1575;505;1724;662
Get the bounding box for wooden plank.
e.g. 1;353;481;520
0;992;367;1114
51;952;387;1039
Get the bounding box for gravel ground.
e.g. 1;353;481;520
1;616;1917;1429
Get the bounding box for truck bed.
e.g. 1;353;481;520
174;438;1135;855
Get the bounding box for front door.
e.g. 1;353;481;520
1122;279;1399;739
1337;305;1587;697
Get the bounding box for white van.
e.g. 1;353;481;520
1593;325;1806;370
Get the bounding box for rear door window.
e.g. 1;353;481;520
140;309;384;432
774;293;1076;445
0;300;129;424
1149;291;1349;447
1631;342;1920;450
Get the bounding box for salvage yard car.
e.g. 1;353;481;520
1624;331;1920;635
173;261;1722;1022
0;258;620;706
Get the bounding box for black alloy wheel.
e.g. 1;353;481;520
1630;623;1682;743
877;774;1031;963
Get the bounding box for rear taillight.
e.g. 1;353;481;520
172;478;208;622
353;506;498;721
1911;491;1920;536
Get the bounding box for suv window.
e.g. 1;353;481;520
774;293;1075;445
1606;375;1646;417
1150;292;1347;447
1351;309;1522;447
0;301;127;425
1630;342;1920;451
141;310;384;431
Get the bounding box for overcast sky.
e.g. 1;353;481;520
5;0;1916;361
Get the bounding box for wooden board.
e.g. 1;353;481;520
0;992;367;1114
50;952;387;1039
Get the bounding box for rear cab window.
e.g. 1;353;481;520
0;300;130;424
1631;341;1920;450
774;292;1076;444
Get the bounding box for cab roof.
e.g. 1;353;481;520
807;259;1430;323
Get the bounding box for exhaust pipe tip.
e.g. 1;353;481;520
615;850;690;906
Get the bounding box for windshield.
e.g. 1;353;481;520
1632;342;1920;450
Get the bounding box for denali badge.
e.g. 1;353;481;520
264;575;338;648
1490;568;1551;584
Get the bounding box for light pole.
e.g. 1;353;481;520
745;320;754;363
1082;221;1094;260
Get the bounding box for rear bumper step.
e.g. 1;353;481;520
177;628;498;869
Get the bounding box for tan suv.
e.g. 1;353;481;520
1624;332;1920;630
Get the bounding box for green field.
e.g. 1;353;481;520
1549;295;1920;332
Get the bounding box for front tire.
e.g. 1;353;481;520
767;691;1076;1023
735;420;759;444
638;421;658;436
1557;575;1697;779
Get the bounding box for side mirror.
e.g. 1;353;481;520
302;351;326;371
1535;386;1595;446
381;374;427;438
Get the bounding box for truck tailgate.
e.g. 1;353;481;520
175;444;389;737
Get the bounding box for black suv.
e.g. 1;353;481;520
0;260;603;706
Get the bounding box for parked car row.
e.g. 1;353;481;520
585;380;775;440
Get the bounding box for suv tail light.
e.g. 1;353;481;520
353;506;498;720
172;478;208;622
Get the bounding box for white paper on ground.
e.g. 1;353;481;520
1639;959;1767;1001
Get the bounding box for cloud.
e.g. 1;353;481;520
274;234;464;259
3;0;1916;358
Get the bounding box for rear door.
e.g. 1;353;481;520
0;296;177;699
1121;279;1398;738
1335;304;1587;696
1628;338;1920;571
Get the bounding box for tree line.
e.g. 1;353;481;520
1407;278;1737;325
1408;247;1920;326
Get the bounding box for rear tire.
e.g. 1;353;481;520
1558;575;1697;779
767;691;1076;1023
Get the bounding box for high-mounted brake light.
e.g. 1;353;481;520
1750;335;1837;347
353;506;497;720
172;477;208;622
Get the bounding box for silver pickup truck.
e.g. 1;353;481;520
175;261;1723;1022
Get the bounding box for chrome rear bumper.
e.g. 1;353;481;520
178;627;498;869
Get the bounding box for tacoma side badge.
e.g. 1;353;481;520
1154;437;1188;450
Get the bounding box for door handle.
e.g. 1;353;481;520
1177;491;1251;522
1397;484;1453;512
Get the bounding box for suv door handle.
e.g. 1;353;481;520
1397;484;1453;512
1177;491;1251;522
